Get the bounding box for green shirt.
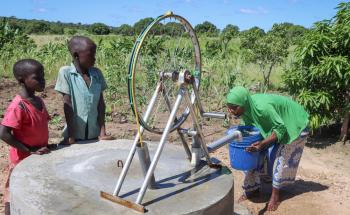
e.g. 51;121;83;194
55;64;107;140
226;87;309;144
247;94;309;144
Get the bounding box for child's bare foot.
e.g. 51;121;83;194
99;134;115;141
237;189;260;203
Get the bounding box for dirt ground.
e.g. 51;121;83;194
0;77;350;215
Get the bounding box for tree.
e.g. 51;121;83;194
25;21;50;34
250;34;288;89
220;24;239;55
133;18;154;35
114;24;134;36
283;2;350;140
89;23;110;35
194;21;219;37
240;26;265;49
0;20;36;72
239;26;287;89
163;22;185;36
204;39;222;58
269;22;308;45
64;28;77;35
49;25;64;34
0;20;35;50
7;18;24;32
222;24;239;38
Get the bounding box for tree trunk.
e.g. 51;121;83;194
340;95;350;144
258;64;266;92
262;62;275;92
223;40;228;55
340;112;349;144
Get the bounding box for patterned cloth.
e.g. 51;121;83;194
243;135;307;194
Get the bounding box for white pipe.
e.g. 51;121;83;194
113;83;161;196
207;130;242;153
136;88;185;204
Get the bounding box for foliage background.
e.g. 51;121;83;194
3;3;350;137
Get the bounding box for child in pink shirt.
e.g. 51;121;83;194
0;59;50;215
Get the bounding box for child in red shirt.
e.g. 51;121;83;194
0;59;50;215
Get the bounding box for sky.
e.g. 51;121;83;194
0;0;345;31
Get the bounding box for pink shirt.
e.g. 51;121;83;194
1;95;49;165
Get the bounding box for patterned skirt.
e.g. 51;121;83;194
243;134;307;194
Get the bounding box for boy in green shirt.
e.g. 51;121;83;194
55;36;113;144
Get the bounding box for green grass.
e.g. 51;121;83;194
1;34;291;111
49;115;62;125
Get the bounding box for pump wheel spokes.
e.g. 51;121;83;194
128;12;201;134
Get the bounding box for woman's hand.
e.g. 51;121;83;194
246;132;278;152
245;141;263;152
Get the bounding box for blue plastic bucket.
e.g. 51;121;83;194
227;126;263;170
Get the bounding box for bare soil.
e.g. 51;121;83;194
0;77;350;214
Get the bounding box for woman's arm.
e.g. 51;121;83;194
246;107;286;152
246;131;277;152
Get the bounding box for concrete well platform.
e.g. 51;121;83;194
11;139;235;215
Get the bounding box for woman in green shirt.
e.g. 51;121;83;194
226;86;309;211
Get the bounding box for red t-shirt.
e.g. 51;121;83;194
1;95;50;165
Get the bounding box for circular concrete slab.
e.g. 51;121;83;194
11;139;234;215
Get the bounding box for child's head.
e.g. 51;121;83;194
68;36;96;70
13;59;45;92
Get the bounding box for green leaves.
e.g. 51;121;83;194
296;90;332;129
204;39;222;58
89;23;110;35
240;27;289;88
194;21;220;37
283;2;350;130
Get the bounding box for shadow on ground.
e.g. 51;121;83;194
306;123;342;149
242;179;329;215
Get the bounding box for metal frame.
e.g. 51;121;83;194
104;71;236;211
102;11;242;213
112;82;162;196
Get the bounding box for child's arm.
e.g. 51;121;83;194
0;125;49;154
0;125;31;152
63;94;75;144
55;68;75;144
96;69;114;140
97;93;106;137
97;93;114;140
